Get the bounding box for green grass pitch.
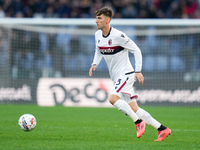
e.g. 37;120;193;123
0;105;200;150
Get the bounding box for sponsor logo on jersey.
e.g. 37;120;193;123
99;48;115;53
98;46;124;55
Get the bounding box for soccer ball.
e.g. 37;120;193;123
18;114;37;131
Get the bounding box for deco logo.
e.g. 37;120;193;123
37;78;113;107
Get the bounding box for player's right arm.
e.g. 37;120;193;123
89;64;97;77
89;32;102;77
89;49;102;76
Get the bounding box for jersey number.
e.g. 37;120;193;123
116;79;121;85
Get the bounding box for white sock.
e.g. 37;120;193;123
113;99;139;122
136;107;161;129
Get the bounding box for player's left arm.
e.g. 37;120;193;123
117;32;143;85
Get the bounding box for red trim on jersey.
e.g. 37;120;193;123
122;92;138;99
116;81;126;92
130;95;138;99
98;46;121;49
122;92;131;96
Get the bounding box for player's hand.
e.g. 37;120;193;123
134;72;144;85
89;65;97;77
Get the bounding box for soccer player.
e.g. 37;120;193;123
89;6;171;141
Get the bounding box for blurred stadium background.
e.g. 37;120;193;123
0;0;199;106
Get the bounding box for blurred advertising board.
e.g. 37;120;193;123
0;79;37;104
37;78;200;107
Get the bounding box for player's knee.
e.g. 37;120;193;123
109;98;115;105
108;94;120;105
129;100;139;112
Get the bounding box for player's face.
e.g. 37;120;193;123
95;14;109;30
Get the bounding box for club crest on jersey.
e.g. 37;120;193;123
108;39;112;45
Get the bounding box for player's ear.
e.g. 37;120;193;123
106;17;111;24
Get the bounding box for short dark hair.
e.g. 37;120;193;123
95;6;114;19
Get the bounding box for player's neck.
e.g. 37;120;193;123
102;25;111;37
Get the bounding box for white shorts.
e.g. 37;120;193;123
110;71;138;104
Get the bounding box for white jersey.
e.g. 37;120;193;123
92;27;142;81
